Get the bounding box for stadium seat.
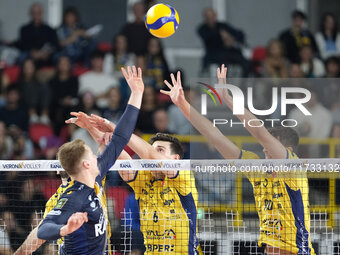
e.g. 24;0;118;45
72;64;89;77
3;65;20;84
252;46;267;61
106;186;130;220
97;42;112;53
29;123;54;144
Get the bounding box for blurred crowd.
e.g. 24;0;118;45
0;2;340;254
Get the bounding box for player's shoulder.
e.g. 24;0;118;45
61;181;92;200
240;150;260;160
287;150;299;159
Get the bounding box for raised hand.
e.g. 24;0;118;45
121;66;144;94
60;212;88;236
65;112;92;129
216;64;231;101
89;114;115;133
160;71;186;106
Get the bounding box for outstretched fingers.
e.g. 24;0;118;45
160;89;170;95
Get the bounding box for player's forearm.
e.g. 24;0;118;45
87;126;105;145
222;95;286;158
98;105;139;171
127;133;164;159
37;222;63;240
127;91;143;109
14;226;45;255
177;100;240;159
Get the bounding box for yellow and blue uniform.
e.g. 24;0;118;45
127;170;201;254
241;150;315;255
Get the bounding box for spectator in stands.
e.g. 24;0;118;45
79;50;118;107
299;45;325;77
101;87;125;124
289;87;332;157
219;29;249;77
145;38;170;89
49;56;79;134
168;88;191;135
1;211;25;252
17;58;50;124
11;179;46;232
7;125;34;160
57;6;97;66
0;122;13;159
136;86;158;133
263;39;288;78
152;108;169;133
76;91;100;115
120;2;152;55
197;7;245;72
315;13;340;60
325;56;340;78
18;3;59;67
279;10;318;63
289;63;305;78
0;86;29;132
0;65;10;107
103;34;135;77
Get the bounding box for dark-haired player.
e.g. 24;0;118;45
69;111;201;254
161;65;314;254
37;66;143;255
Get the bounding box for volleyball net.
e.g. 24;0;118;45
1;158;340;254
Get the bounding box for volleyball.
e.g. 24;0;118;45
145;3;180;38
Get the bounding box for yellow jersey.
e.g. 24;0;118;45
242;150;315;255
127;170;201;255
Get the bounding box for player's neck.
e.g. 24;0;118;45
72;173;95;188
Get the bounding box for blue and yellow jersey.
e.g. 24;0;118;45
127;170;201;255
242;150;315;254
42;177;112;254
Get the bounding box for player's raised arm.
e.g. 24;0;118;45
216;65;287;159
160;71;241;159
89;114;178;178
96;66;143;176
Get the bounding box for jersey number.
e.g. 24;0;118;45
264;199;273;211
153;211;159;223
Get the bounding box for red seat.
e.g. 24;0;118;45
72;65;89;77
252;46;267;62
29;124;54;144
3;66;20;84
106;186;130;220
97;42;112;53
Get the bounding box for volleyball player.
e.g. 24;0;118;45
160;65;315;255
68;72;201;254
37;66;142;255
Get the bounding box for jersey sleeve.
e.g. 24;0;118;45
239;150;260;182
38;192;83;240
97;104;139;179
167;170;196;196
127;171;149;200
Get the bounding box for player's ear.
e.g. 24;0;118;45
82;160;90;169
173;154;180;160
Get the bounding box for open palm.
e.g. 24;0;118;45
121;66;144;94
160;71;186;106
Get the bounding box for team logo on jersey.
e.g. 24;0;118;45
55;198;68;209
146;229;176;240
